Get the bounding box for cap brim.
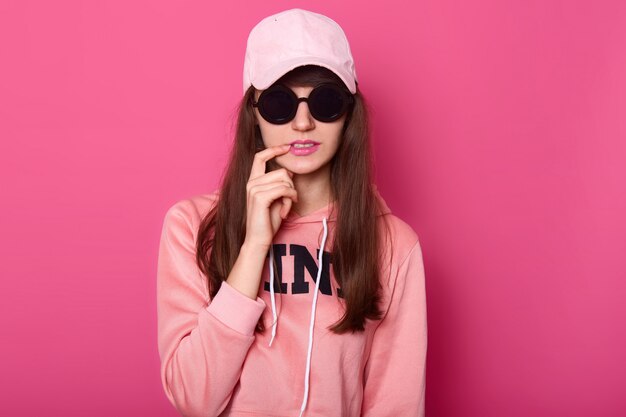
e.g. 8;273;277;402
251;56;356;94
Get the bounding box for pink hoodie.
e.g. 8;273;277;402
157;186;427;417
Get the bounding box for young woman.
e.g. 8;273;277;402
157;8;427;417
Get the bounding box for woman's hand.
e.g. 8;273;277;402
244;145;298;249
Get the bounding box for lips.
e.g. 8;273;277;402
288;140;320;156
289;139;320;146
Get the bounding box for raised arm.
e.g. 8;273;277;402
157;145;300;416
156;202;267;417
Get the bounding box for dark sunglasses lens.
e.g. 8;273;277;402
259;89;294;124
309;86;347;122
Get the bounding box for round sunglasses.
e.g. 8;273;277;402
252;83;354;124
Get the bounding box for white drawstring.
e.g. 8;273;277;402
266;217;329;417
268;244;278;347
299;217;328;417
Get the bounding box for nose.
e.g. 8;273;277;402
291;100;315;131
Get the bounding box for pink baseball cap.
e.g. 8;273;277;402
242;8;358;95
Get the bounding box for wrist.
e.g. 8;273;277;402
225;240;270;301
241;239;271;254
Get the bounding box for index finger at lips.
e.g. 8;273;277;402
249;145;291;180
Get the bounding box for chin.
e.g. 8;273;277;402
275;153;332;175
290;162;330;176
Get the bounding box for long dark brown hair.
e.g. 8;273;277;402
195;65;392;333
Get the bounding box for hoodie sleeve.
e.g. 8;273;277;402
361;239;428;417
156;201;266;417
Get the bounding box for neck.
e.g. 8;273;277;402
291;164;333;217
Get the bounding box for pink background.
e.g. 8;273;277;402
1;0;625;416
